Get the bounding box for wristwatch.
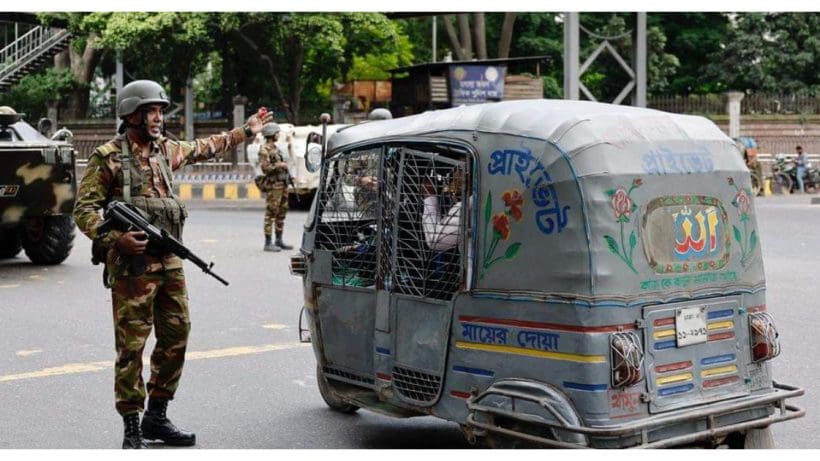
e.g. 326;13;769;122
242;124;253;138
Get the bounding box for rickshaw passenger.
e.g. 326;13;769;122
420;168;471;298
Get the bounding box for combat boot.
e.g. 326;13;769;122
275;231;293;250
140;399;196;447
264;235;280;252
122;412;147;449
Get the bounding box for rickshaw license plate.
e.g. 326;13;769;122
675;307;708;347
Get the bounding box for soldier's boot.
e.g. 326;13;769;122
122;412;147;449
275;231;293;250
140;399;196;447
264;235;280;252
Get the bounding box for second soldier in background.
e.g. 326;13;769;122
259;123;293;252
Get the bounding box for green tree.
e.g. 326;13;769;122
704;13;819;95
650;13;731;94
228;12;410;124
0;68;74;121
37;13;110;119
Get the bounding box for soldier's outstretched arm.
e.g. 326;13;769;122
168;109;274;170
73;154;123;249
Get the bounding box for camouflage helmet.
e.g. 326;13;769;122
261;123;280;138
117;80;169;118
368;108;392;120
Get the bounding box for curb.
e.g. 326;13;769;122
173;182;263;200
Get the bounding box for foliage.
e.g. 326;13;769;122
0;68;74;121
650;13;731;94
705;13;820;95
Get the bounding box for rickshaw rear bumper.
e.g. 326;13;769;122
465;381;804;448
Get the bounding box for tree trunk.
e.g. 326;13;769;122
457;14;473;59
442;16;468;61
64;34;101;120
287;36;304;125
497;13;517;59
473;13;487;60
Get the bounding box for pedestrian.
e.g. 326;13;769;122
73;80;272;449
795;145;808;193
259;123;293;252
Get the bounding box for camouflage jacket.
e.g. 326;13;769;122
74;127;246;276
259;141;288;183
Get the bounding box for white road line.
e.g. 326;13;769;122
0;342;310;383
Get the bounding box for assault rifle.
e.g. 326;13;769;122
99;200;229;286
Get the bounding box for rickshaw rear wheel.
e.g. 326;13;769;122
723;427;775;449
482;418;556;448
316;365;360;414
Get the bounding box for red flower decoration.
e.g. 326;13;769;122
611;188;633;221
492;213;511;240
632;178;643;187
502;189;524;222
728;177;735;186
734;189;752;217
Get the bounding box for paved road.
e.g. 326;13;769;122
0;195;817;448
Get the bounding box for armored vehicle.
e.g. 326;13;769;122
0;107;76;264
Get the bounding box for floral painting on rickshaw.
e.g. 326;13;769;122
480;189;523;279
728;177;757;268
604;178;643;274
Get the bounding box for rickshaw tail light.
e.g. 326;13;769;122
749;312;780;363
611;332;644;388
290;253;306;276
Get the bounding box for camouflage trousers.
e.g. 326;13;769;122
264;184;288;236
111;268;190;415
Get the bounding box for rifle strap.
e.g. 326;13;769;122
120;134;131;204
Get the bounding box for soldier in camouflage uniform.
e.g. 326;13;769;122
258;123;293;252
73;80;272;449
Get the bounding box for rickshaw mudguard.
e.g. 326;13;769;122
466;378;589;447
466;380;805;448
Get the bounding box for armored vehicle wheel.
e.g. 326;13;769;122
0;228;23;258
724;427;775;449
21;215;75;265
316;365;360;414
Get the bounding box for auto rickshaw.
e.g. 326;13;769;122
289;100;804;448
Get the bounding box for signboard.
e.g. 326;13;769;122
449;65;506;105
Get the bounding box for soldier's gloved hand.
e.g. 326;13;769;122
115;231;148;256
247;108;274;135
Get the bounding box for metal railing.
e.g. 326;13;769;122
0;26;71;84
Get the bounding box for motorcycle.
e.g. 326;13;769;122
774;155;820;193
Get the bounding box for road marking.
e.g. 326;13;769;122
0;284;20;289
261;323;288;330
200;239;218;244
0;342;310;383
16;350;42;357
28;275;45;280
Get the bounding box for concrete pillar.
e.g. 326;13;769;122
232;95;248;166
184;75;194;140
432;16;437;63
633;13;647;107
563;12;580;100
724;91;745;138
46;100;58;129
115;52;124;130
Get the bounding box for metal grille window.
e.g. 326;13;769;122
316;144;469;299
379;147;468;301
316;148;381;288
